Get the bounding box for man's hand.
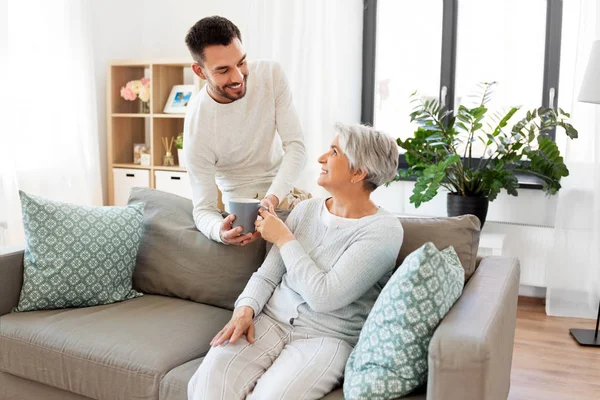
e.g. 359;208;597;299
210;306;255;347
260;194;279;210
220;214;261;246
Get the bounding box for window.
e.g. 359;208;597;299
454;0;547;157
372;0;443;141
363;0;564;181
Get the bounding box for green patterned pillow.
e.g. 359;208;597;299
344;242;464;400
14;191;144;312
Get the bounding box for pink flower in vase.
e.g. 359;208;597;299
140;77;150;87
120;86;136;101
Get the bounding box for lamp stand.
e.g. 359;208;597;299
569;300;600;347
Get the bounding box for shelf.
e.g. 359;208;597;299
112;163;151;170
109;60;152;67
153;118;184;166
153;166;187;172
153;113;186;118
112;113;185;119
110;65;149;113
112;164;188;172
108;59;197;205
110;59;191;67
112;113;150;118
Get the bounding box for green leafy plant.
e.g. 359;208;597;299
393;82;578;207
175;133;183;150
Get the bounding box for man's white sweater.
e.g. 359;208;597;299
183;61;306;242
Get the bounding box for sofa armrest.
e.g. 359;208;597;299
426;256;520;400
0;250;24;316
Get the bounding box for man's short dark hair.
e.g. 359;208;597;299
185;16;242;65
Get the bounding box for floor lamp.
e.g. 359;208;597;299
570;40;600;347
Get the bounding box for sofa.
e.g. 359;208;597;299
0;188;520;400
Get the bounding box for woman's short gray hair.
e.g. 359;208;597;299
335;123;399;192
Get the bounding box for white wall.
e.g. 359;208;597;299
0;0;7;114
91;0;144;205
372;181;558;227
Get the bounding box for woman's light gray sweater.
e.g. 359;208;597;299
235;198;404;345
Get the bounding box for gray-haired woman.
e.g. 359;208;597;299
188;123;404;400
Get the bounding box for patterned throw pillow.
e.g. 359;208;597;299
344;242;464;400
14;191;144;312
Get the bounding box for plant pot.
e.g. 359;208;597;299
447;193;489;228
177;148;185;169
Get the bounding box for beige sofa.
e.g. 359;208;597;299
0;189;520;400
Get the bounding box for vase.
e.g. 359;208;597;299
447;193;489;228
140;100;150;114
163;151;175;166
177;148;186;169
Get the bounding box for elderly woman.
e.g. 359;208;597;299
188;123;404;400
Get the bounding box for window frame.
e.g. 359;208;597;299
362;0;565;190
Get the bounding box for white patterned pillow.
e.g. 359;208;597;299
344;242;464;399
14;191;144;312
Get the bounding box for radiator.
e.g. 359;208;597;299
482;221;554;287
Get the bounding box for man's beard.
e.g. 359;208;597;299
207;74;248;103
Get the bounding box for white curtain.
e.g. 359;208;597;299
0;0;102;251
546;0;600;318
243;0;364;198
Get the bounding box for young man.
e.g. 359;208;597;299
184;16;306;246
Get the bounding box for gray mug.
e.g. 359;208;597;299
229;198;267;234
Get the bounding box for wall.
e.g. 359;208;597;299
0;0;6;121
91;0;144;205
372;181;558;227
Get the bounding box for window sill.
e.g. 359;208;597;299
394;169;544;191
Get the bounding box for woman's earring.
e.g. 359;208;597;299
351;179;355;183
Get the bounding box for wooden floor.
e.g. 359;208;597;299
509;299;600;400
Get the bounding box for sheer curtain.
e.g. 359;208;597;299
546;0;600;318
243;0;363;198
0;0;102;250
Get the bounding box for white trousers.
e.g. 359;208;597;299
187;314;353;400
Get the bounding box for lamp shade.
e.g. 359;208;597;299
578;40;600;104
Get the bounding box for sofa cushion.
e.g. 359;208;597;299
15;191;144;312
158;358;427;400
0;371;94;400
159;358;203;400
0;295;231;400
129;188;267;310
321;388;426;400
398;215;480;280
161;358;350;400
344;243;464;400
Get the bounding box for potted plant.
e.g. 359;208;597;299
394;82;578;227
175;133;185;168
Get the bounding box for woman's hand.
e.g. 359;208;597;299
210;306;255;347
255;205;295;248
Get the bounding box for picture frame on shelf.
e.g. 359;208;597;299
140;153;151;167
163;85;196;114
133;143;148;165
